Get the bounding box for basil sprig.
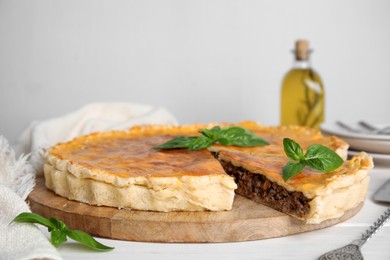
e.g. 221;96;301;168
13;212;114;251
154;126;269;150
282;138;344;181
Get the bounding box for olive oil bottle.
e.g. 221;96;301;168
280;40;325;128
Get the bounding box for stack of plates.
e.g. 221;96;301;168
321;122;390;167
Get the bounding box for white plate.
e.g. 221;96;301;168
348;150;390;167
321;122;390;154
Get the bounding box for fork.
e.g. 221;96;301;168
318;208;390;260
336;121;362;133
336;121;390;135
358;121;390;135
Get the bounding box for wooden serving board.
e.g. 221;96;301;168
28;178;362;243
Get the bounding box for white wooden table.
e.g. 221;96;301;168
51;166;390;260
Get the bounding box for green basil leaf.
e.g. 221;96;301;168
49;217;70;247
218;126;246;144
282;161;305;181
211;126;222;132
13;212;114;252
153;136;197;149
188;136;214;150
154;126;268;151
200;128;220;140
12;212;56;230
283;138;304;161
200;125;222;140
51;229;68;247
211;125;222;133
302;144;344;172
50;217;69;232
67;230;114;251
218;126;269;146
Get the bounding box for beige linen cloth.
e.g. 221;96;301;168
0;103;177;260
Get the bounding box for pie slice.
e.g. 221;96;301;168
43;122;373;224
211;150;372;224
207;122;373;223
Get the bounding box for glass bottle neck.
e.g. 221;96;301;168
292;59;311;69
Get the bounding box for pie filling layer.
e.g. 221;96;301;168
214;154;311;219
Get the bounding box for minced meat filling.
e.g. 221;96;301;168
214;154;311;219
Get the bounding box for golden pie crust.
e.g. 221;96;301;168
44;124;237;212
43;121;373;223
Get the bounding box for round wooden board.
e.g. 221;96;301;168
28;178;363;243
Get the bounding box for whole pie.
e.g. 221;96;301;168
44;121;373;224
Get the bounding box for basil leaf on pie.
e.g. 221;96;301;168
218;126;269;146
155;126;268;150
283;138;304;161
282;138;344;181
188;135;214;150
302;144;344;172
153;136;198;149
282;161;306;182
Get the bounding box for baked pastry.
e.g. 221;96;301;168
207;122;373;223
43;121;373;224
44;124;237;212
211;149;372;224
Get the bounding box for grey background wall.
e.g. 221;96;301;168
1;0;390;144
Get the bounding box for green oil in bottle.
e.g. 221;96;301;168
281;40;325;128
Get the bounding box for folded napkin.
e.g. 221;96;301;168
2;102;177;260
0;136;62;260
16;102;178;175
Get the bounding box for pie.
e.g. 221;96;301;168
43;121;373;223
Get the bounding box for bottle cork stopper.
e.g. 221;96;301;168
295;40;309;60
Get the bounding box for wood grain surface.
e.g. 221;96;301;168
28;178;363;243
